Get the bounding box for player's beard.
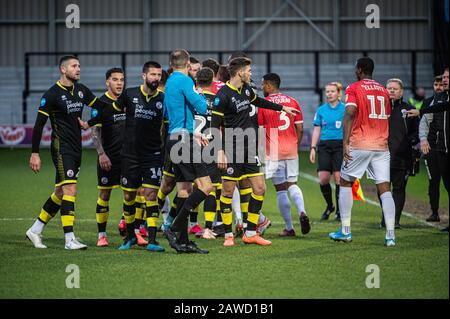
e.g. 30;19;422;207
146;80;159;91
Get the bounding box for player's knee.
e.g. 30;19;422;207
54;187;64;199
62;184;77;197
123;192;135;202
144;189;157;201
340;179;352;187
99;190;111;201
252;184;266;196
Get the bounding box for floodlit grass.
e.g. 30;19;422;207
0;149;447;298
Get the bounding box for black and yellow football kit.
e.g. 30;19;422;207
92;92;126;189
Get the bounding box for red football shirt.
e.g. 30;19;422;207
211;80;225;94
345;79;391;151
258;93;303;160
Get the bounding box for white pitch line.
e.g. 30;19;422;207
299;172;441;229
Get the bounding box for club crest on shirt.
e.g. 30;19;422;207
122;177;128;185
78;91;84;99
245;89;250;96
67;169;74;178
156;102;163;109
226;167;234;175
335;121;342;129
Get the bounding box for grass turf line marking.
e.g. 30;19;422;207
299;172;441;229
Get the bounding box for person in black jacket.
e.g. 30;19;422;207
380;78;419;228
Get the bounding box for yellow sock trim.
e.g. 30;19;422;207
205;212;216;222
147;217;158;227
124;214;135;224
239;188;252;195
146;200;158;207
221;212;233;225
97;198;109;207
62;195;75;202
240;203;249;214
247;212;260;225
61;215;75;227
96;212;109;224
157;189;166;201
123;199;135;206
136;195;145;204
50;192;62;205
38;209;52;223
135;207;144;220
216;200;220;211
220;195;233;205
251;193;264;201
209;191;216;197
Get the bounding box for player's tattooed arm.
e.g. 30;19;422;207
343;105;356;162
91;126;112;171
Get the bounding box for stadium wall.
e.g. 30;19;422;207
0;0;432;66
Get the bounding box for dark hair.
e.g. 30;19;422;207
202;58;220;76
160;69;169;85
228;57;252;77
59;55;79;67
196;68;214;87
434;75;443;82
170;49;190;69
227;51;248;63
263;73;281;89
142;61;161;73
189;56;200;64
217;64;230;83
105;67;124;80
356;57;374;76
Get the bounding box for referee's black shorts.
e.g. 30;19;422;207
166;133;209;183
317;139;343;173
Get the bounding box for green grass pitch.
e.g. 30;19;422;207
0;149;448;298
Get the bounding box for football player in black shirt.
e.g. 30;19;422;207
90;68;125;247
211;57;299;247
107;61;165;252
27;55;108;250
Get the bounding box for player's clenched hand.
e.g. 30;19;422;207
282;106;300;116
343;143;352;162
78;117;90;130
99;153;112;171
420;139;431;155
29;153;41;173
218;149;227;170
406;109;420;117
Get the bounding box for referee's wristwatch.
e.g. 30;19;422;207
310;146;317;151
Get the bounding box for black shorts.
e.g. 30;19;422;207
97;157;121;189
162;146;175;178
51;149;81;187
206;163;223;187
166;134;209;183
121;154;163;191
222;160;263;181
317;140;343;173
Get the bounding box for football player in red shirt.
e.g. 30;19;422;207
329;57;397;247
258;73;310;237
